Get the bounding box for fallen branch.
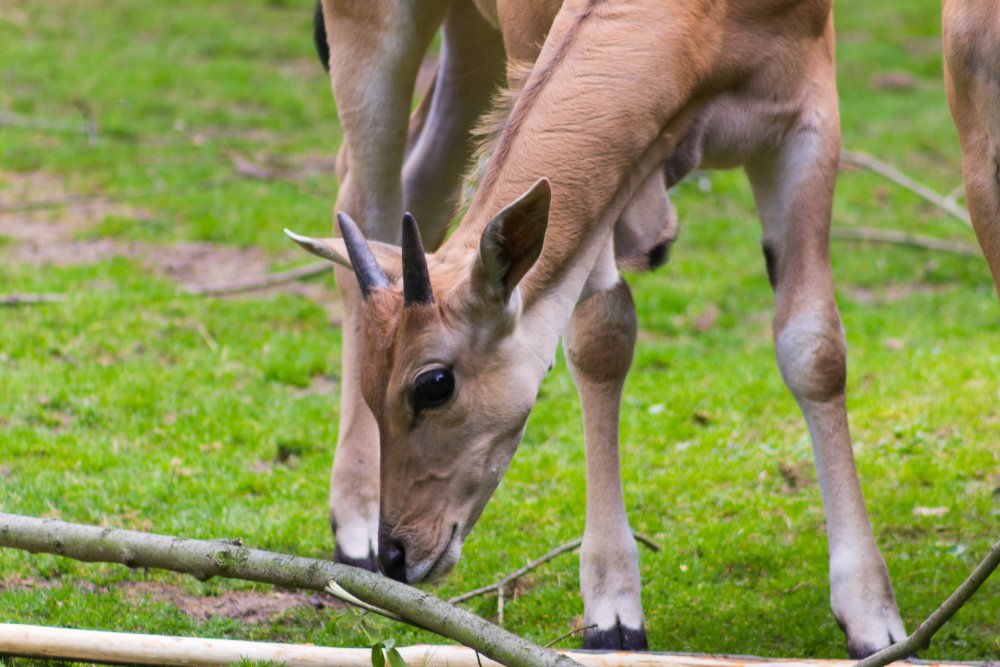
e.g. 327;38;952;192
449;532;661;607
839;150;971;227
0;513;579;667
0;293;67;306
855;538;1000;667
831;228;980;257
186;261;330;296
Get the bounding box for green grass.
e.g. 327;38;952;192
1;0;998;662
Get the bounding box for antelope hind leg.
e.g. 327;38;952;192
745;107;905;657
402;0;506;245
564;244;647;651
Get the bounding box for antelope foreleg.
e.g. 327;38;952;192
746;112;906;658
564;254;646;651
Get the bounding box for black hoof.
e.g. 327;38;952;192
583;622;648;651
334;543;378;572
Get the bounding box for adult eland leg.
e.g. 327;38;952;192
745;93;906;658
564;243;646;651
320;0;450;568
943;20;1000;300
401;0;506;245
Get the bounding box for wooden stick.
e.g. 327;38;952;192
0;293;66;306
855;538;1000;667
185;261;330;296
1;625;983;667
839;150;971;227
830;228;980;257
450;532;660;606
0;513;579;667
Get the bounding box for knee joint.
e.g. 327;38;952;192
775;313;846;402
565;282;637;383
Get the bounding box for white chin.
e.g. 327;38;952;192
407;535;463;583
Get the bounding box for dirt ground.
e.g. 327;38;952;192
0;169;335;307
0;574;340;623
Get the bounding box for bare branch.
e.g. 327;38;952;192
831;228;980;257
0;111;90;137
855;538;1000;667
632;531;662;553
840;150;971;227
185;261;330;296
449;531;660;606
0;512;580;667
543;625;598;649
0;293;67;306
450;539;584;605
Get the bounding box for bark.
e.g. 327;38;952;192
0;513;579;667
855;538;1000;667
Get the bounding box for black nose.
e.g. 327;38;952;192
378;538;407;582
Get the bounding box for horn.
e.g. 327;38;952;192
401;212;434;306
337;211;391;298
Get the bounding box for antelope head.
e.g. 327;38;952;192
286;179;552;583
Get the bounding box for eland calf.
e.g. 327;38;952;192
297;0;906;655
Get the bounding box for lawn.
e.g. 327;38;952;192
0;0;997;663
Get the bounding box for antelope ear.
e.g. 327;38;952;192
283;229;402;283
474;178;550;302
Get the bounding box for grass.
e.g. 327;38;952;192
1;0;998;662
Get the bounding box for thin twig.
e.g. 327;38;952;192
0;177;241;214
186;261;330;296
0;111;89;136
450;539;582;605
831;228;980;257
840;149;971;226
0;293;67;306
632;530;662;553
855;538;1000;667
194;321;218;351
543;625;598;649
944;183;966;205
449;531;661;606
324;581;428;632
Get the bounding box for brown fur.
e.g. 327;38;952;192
944;0;1000;296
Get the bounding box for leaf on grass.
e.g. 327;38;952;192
387;647;408;667
913;506;949;517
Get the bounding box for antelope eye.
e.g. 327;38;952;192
413;368;455;412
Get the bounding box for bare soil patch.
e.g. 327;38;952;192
0;169;335;306
124;582;318;623
0;575;331;623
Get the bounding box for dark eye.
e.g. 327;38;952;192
413;368;455;412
